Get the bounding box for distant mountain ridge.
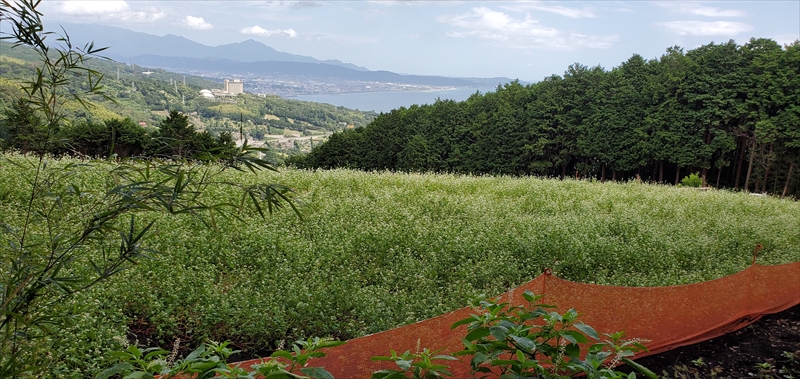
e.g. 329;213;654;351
52;23;517;90
56;22;369;71
116;55;479;87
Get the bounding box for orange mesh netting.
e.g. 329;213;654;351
234;262;800;378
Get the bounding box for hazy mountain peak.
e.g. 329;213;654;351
53;22;367;70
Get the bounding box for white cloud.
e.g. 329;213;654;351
501;2;596;19
240;25;298;38
367;0;457;7
244;1;322;11
368;0;412;6
437;7;616;50
654;2;745;17
657;21;754;36
55;1;164;23
119;7;165;23
58;0;129;15
182;16;213;30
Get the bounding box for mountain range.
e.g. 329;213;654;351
55;23;514;89
58;22;369;71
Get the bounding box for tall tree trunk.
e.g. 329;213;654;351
734;137;746;189
674;166;680;185
762;143;774;193
782;163;794;198
561;163;567;179
772;167;779;194
716;166;722;189
584;158;589;178
601;163;606;182
612;170;617;181
701;167;708;188
659;161;664;183
744;139;756;192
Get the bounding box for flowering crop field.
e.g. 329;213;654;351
1;155;798;375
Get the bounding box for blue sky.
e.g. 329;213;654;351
39;1;800;82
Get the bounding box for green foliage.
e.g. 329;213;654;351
779;351;799;378
681;173;703;188
100;338;342;379
301;40;800;197
153;110;238;159
0;2;298;377
1;163;796;376
452;291;656;379
371;348;457;379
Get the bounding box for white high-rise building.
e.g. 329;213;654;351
224;79;244;95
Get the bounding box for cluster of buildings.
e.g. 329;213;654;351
199;79;244;100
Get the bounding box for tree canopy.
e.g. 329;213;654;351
297;39;800;198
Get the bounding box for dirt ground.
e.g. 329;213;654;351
622;304;800;378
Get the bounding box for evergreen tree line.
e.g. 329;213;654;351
295;39;800;197
0;105;236;160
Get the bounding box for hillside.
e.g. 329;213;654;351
0;40;377;155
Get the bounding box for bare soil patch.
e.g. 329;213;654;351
622;304;800;378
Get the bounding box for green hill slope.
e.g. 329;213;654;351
0;41;377;144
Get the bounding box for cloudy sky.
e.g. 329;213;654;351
36;0;800;82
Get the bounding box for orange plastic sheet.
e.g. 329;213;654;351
234;262;800;378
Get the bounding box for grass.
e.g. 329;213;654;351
0;154;798;377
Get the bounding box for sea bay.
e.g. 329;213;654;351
289;87;496;113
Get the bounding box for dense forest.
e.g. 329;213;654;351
296;38;800;197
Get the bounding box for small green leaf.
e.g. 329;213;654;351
451;316;478;330
465;327;490;341
489;325;509;340
94;363;135;379
300;367;335;379
122;372;155;379
509;335;536;351
396;359;413;370
560;330;588;344
574;323;600;340
271;351;294;360
521;290;536;302
564;343;580;357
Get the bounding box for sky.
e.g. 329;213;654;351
33;0;800;82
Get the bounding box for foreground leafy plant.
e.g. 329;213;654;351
99;338;343;379
451;290;657;379
257;337;344;379
371;347;457;379
0;1;298;377
97;340;243;379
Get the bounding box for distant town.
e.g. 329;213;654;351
184;70;460;97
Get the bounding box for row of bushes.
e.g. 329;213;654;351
0;101;234;159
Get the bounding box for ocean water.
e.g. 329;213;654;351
290;87;495;113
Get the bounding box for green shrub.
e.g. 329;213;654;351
681;172;703;187
453;291;656;378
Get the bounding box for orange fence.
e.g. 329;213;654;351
234;262;800;378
